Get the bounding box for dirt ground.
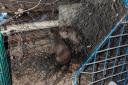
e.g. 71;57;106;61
6;0;126;85
8;29;84;85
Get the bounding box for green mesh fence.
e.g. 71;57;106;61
0;32;11;85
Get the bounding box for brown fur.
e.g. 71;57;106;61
52;29;71;65
59;26;81;45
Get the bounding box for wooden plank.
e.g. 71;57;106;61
1;20;59;34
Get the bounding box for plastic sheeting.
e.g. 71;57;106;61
0;13;7;21
124;0;128;8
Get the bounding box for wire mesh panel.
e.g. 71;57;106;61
0;32;11;85
73;14;128;85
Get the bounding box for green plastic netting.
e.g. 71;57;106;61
0;32;11;85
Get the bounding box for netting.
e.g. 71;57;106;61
73;12;128;85
0;32;11;85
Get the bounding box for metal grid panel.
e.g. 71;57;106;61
73;14;128;85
